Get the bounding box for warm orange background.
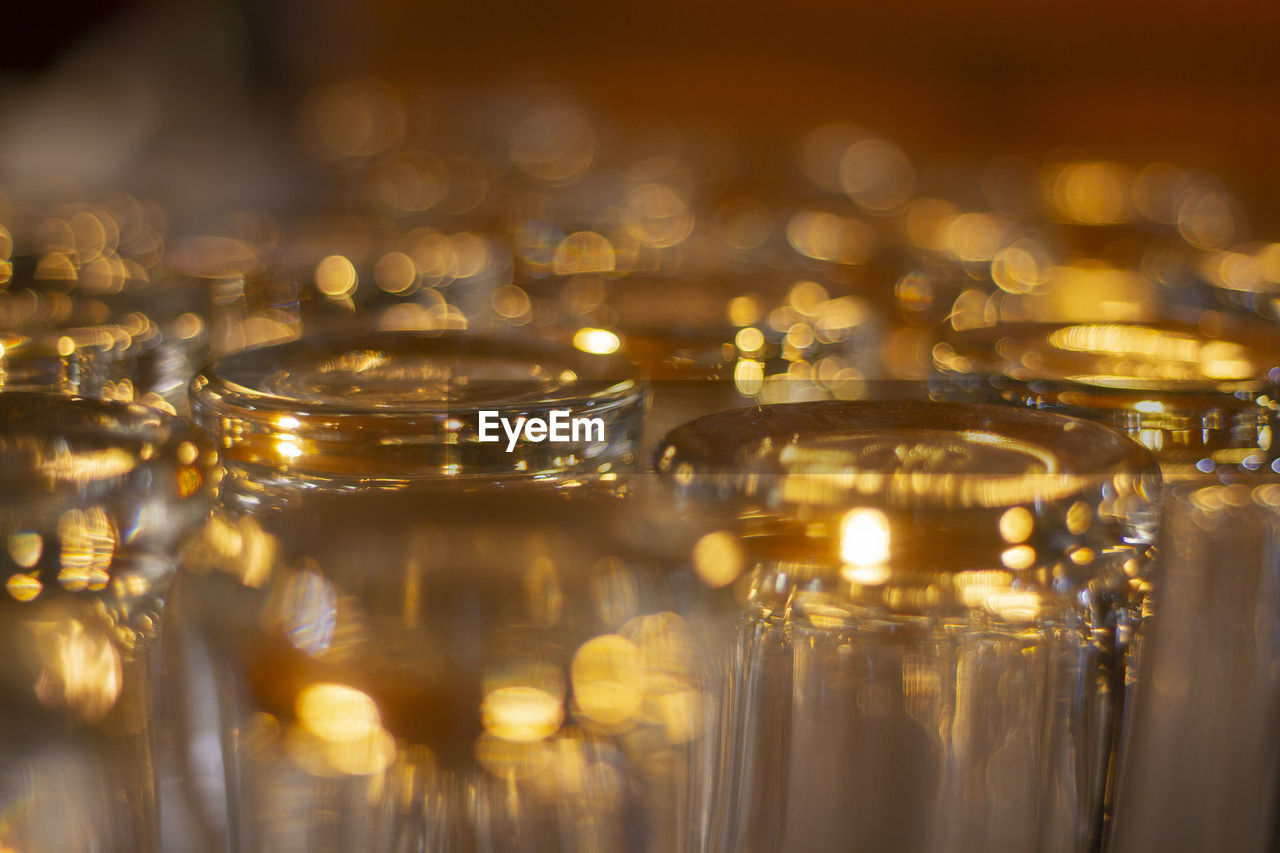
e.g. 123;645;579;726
284;0;1280;219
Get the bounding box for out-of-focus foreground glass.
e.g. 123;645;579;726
0;279;150;402
178;485;734;852
655;400;1160;853
0;392;216;852
933;319;1280;852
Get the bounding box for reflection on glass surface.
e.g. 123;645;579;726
932;318;1280;853
190;330;648;504
933;319;1280;480
0;393;216;853
179;486;734;852
0;199;219;411
1106;481;1280;853
655;400;1160;853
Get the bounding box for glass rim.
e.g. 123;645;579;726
0;391;216;498
191;330;649;485
193;330;646;415
935;318;1280;399
653;399;1160;581
655;399;1159;509
933;318;1280;471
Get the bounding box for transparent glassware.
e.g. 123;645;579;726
178;484;735;852
189;330;648;507
503;269;888;462
169;330;648;849
0;197;213;411
654;399;1161;853
1107;480;1280;853
604;273;879;458
0;322;140;399
931;319;1280;479
1195;241;1280;322
272;217;495;341
932;318;1280;853
0;392;217;852
164;232;297;359
0;263;160;403
907;158;1238;357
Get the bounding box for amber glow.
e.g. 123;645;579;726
572;327;621;355
571;634;645;727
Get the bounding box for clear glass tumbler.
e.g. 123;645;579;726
179;485;735;852
933;318;1280;853
0;299;144;402
1;247;210;410
0;392;216;852
529;271;885;460
931;319;1279;479
168;329;651;849
654;399;1161;853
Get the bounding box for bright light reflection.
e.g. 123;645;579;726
296;682;382;743
573;327;620;355
571;634;645;727
840;508;891;577
692;531;744;588
482;686;565;742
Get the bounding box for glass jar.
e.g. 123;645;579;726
654;399;1160;853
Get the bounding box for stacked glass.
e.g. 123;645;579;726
654;399;1160;853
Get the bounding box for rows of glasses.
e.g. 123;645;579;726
0;387;1161;853
0;82;1278;853
0;82;1258;400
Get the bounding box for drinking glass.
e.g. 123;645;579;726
0;392;216;852
932;319;1279;479
0;322;141;400
2;205;209;410
164;232;297;359
168;329;650;849
933;318;1280;852
1107;479;1280;853
178;485;735;852
515;270;886;460
654;399;1160;853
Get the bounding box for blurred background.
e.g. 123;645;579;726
4;0;1278;228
